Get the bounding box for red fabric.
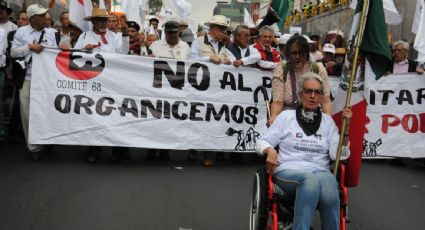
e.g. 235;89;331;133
332;100;367;187
254;42;280;63
94;31;108;45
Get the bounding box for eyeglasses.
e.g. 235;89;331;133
303;88;323;95
290;51;304;57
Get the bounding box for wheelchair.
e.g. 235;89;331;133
249;164;348;230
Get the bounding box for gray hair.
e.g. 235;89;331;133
234;24;249;37
392;40;409;52
296;72;324;95
259;25;274;36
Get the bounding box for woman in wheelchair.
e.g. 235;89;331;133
255;72;351;230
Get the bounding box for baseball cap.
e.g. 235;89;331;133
27;4;48;18
164;21;179;32
323;43;336;54
279;33;292;45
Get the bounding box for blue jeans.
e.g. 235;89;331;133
0;71;4;140
274;169;340;230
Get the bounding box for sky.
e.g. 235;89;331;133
186;0;218;24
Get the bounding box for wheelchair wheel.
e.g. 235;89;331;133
249;167;268;230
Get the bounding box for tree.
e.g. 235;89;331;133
149;0;163;15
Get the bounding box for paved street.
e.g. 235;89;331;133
1;143;425;230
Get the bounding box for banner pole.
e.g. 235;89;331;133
333;0;369;176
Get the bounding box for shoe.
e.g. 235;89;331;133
29;151;40;161
188;150;197;161
203;158;215;167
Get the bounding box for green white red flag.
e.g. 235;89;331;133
332;0;392;187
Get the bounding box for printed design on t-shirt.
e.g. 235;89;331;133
293;132;325;162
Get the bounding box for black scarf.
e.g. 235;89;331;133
296;106;322;136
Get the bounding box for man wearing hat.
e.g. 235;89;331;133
150;20;190;60
74;7;130;163
11;4;58;159
190;15;229;65
74;7;129;54
322;43;340;76
147;20;191;161
309;34;323;62
126;21;141;55
0;0;16;33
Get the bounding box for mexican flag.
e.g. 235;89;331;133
332;0;392;187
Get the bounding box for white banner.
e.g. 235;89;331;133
363;73;425;158
29;49;271;151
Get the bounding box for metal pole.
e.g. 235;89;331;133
333;0;369;176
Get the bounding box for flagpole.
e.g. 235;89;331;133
333;0;369;176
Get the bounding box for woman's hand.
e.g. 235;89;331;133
265;147;278;174
342;107;352;120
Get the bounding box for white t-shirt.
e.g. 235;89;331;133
150;39;190;60
257;110;350;173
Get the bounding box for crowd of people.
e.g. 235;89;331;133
0;1;424;166
0;2;424;229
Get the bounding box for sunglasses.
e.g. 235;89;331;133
303;88;323;95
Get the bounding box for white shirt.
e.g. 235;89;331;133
150;39;190;60
225;44;262;66
0;28;7;67
256;110;350;173
0;21;17;34
74;30;129;54
11;25;58;80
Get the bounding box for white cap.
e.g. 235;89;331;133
279;33;292;45
323;43;336;54
274;31;281;37
327;30;344;37
27;4;48;18
302;35;314;44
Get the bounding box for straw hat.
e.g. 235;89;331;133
84;7;113;21
205;15;229;28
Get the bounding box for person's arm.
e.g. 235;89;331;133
73;33;85;50
329;108;351;160
268;64;285;125
256;114;285;173
11;30;31;58
0;31;6;66
241;46;261;65
321;96;332;115
115;33;130;54
190;38;209;62
258;60;277;69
